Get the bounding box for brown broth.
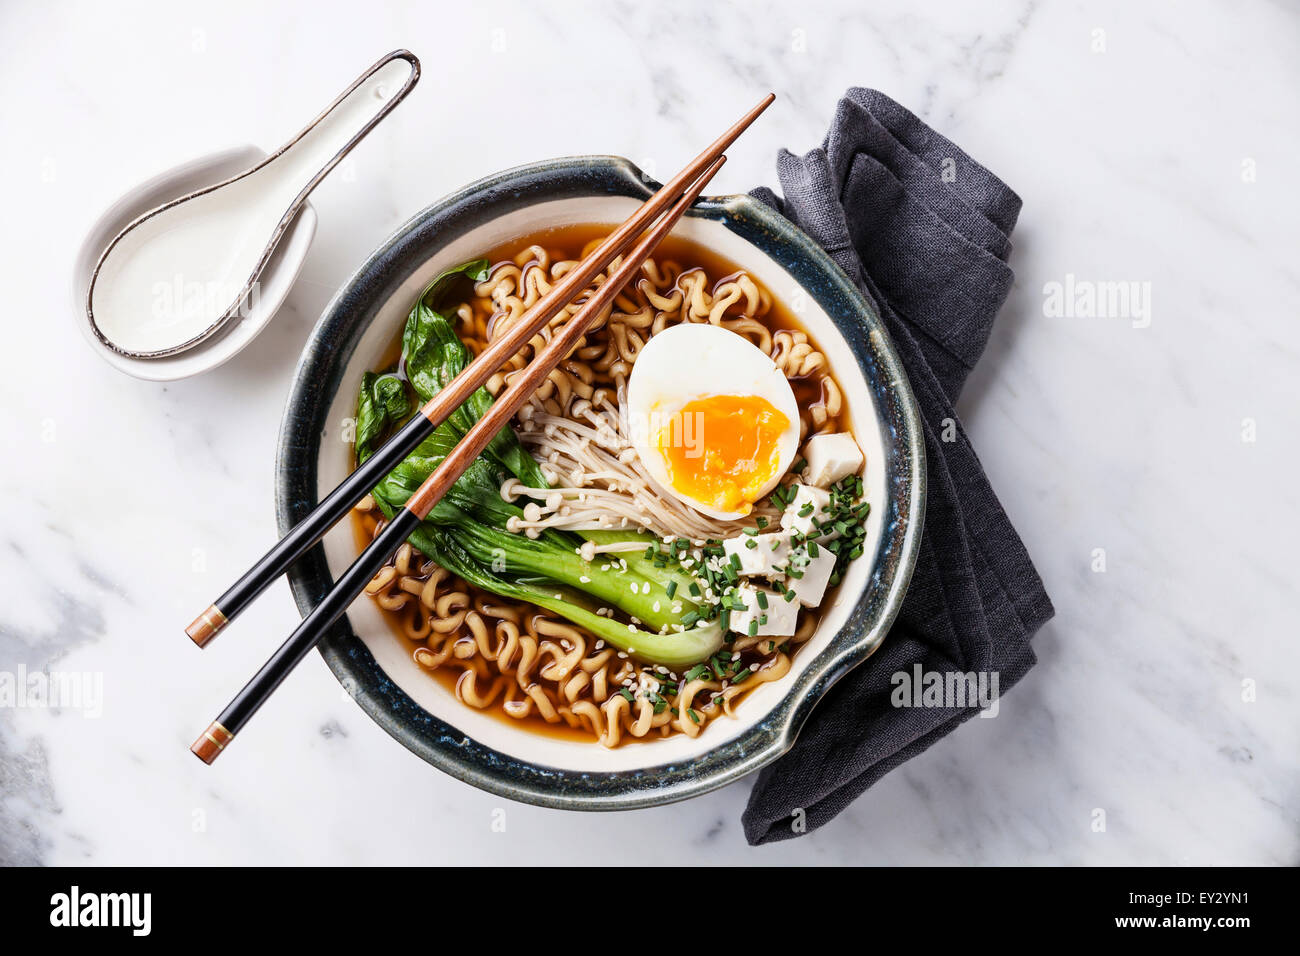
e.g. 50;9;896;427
350;506;598;743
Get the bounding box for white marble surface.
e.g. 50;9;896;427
2;0;1296;865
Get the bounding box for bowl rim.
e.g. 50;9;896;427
275;155;926;810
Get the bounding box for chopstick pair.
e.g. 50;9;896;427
185;92;774;651
189;97;774;763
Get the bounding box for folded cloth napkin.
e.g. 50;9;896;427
743;89;1055;845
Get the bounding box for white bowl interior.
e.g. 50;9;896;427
71;146;317;382
317;196;887;772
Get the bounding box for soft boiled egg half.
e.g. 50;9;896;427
626;323;800;520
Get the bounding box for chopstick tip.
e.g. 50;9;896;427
739;93;776;127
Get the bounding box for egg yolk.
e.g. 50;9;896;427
656;394;790;514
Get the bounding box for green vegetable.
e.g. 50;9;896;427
401;260;549;490
576;528;701;601
423;527;723;670
355;264;723;669
355;372;411;463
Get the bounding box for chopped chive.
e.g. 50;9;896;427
748;620;758;637
619;688;635;702
783;588;796;602
688;708;701;724
743;527;759;536
798;503;814;518
807;540;820;557
791;458;806;473
733;667;752;683
756;590;768;609
665;580;677;599
745;538;758;549
689;582;701;597
728;552;742;570
756;516;768;528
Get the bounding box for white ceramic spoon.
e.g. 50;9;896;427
87;49;420;357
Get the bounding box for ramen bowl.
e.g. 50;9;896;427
276;156;925;809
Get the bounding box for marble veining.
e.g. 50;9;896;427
0;0;1295;864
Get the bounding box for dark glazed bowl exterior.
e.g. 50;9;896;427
276;156;925;810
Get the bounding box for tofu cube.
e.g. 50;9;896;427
728;584;799;637
786;546;838;607
780;483;835;539
801;433;863;488
722;533;791;578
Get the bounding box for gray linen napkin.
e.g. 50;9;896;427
743;88;1054;844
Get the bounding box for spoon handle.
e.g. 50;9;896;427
258;49;420;214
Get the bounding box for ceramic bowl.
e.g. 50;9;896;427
277;156;925;809
71;145;316;382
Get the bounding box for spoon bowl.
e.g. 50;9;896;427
72;145;317;382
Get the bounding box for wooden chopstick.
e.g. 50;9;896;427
185;94;774;649
190;156;727;763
